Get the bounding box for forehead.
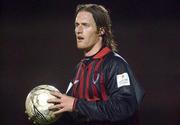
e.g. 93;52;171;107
75;11;95;24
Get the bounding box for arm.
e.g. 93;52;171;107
48;58;138;122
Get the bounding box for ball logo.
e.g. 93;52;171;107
33;105;48;122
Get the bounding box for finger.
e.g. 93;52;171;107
50;91;62;98
53;108;65;115
47;98;60;103
48;104;62;110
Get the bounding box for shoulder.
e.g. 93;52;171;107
103;52;128;66
99;52;129;73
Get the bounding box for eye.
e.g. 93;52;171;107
82;23;89;27
75;23;79;28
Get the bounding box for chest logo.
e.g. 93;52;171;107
93;73;100;84
74;80;79;84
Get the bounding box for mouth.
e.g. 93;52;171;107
77;36;84;41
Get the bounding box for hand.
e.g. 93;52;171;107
47;91;75;115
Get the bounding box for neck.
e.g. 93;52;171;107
84;40;103;57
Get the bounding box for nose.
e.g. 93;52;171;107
76;25;83;34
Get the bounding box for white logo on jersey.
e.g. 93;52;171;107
66;82;73;94
93;73;100;84
74;80;79;84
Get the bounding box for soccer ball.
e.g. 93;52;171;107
25;84;60;125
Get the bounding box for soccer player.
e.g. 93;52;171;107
48;4;145;125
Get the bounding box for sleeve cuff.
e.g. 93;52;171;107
72;98;78;112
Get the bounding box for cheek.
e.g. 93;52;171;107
85;30;98;41
89;33;99;43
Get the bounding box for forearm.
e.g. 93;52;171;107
74;87;138;121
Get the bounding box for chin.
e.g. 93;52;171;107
77;43;86;50
77;46;92;53
77;47;87;51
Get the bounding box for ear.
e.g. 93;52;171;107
98;27;105;36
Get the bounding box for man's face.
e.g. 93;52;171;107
75;11;101;51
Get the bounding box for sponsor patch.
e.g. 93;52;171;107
116;73;130;88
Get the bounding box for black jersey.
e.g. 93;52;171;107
55;47;145;125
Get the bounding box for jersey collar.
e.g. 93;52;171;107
92;47;111;59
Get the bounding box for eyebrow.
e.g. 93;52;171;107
75;22;89;25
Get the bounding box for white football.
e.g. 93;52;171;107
25;84;60;125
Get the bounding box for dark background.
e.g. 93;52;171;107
1;0;179;125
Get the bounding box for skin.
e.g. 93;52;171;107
48;11;103;115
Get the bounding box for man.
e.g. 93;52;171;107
48;4;144;125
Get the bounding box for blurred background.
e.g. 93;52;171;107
1;0;179;125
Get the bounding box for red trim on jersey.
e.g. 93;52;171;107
72;98;78;111
72;63;83;97
75;63;83;81
94;59;103;73
85;62;93;99
79;64;85;98
91;84;99;101
73;84;77;97
93;47;111;59
100;73;108;101
73;63;83;97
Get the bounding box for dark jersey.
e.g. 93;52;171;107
54;47;144;125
